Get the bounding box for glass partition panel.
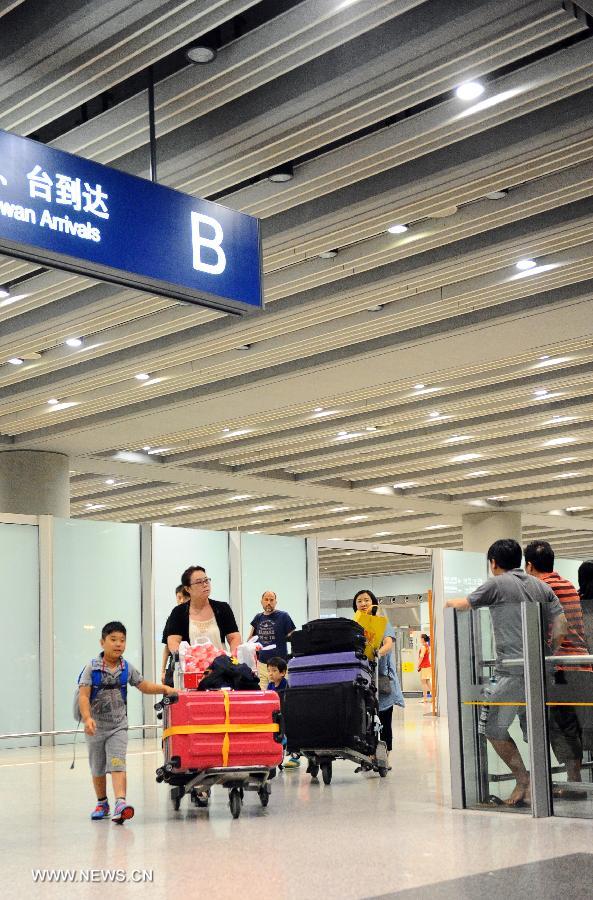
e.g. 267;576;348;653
152;525;230;653
53;519;142;743
0;523;39;748
445;550;531;812
241;533;307;632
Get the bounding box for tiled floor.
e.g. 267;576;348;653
2;702;592;899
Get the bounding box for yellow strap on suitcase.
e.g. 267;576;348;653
163;691;279;767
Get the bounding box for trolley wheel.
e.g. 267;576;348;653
229;788;242;819
378;766;388;778
321;761;332;785
308;762;320;779
258;785;270;807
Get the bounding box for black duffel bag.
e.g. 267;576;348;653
198;655;260;691
290;617;366;657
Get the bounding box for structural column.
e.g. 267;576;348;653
0;450;70;516
462;511;522;553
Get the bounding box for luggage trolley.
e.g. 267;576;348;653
283;617;390;782
155;688;284;819
283;660;390;782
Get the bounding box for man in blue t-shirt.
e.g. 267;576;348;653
247;590;296;690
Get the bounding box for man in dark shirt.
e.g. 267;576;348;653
447;538;567;807
247;591;296;690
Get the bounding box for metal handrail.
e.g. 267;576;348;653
0;723;159;740
502;655;593;667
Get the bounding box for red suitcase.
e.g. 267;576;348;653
163;690;283;771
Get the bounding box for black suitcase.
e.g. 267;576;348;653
283;682;376;755
289;617;366;656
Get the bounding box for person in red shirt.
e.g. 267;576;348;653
525;540;590;793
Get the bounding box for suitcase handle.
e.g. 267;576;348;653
272;709;284;743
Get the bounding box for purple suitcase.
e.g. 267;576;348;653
287;650;372;688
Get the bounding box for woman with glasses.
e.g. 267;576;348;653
166;565;241;657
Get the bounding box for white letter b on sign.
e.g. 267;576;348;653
191;212;226;275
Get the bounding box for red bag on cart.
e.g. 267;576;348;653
162;690;283;771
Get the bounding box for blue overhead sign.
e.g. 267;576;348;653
0;129;262;313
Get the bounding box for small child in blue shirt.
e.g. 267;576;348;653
266;656;300;768
266;656;288;693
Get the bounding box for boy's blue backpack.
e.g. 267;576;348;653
73;656;129;722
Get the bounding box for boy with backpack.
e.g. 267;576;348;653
77;621;175;823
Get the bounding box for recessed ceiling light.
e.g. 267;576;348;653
414;383;425;390
231;494;252;501
487;495;508;501
424;524;449;530
331;506;350;512
464;470;490;478
516;258;537;271
236;344;252;351
105;478;115;485
142;445;151;452
251;504;274;512
543;436;576;446
344;515;368;522
544;415;576;425
535;356;572;368
366;304;384;312
312;408;338;418
186;45;217;64
291;523;312;529
539;355;550;361
135;373;150;381
222;427;230;433
455;81;485;101
225;428;253;437
566;506;587;512
444;434;471;443
85;503;107;511
365;425;378;431
393;481;418;489
484;189;508;200
374;531;394;537
314;407;324;412
0;287;9;299
553;472;582;479
8;357;24;365
147;447;172;454
429;411;441;419
534;388;548;396
387;223;408;234
452;452;482;462
334;430;366;440
268;164;294;183
65;337;83;348
47;398;59;405
558;457;578;463
246;530;261;534
318;249;338;259
173;505;192;511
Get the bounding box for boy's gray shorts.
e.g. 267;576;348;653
86;725;128;776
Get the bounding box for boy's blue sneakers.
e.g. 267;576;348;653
91;800;110;820
112;799;134;824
